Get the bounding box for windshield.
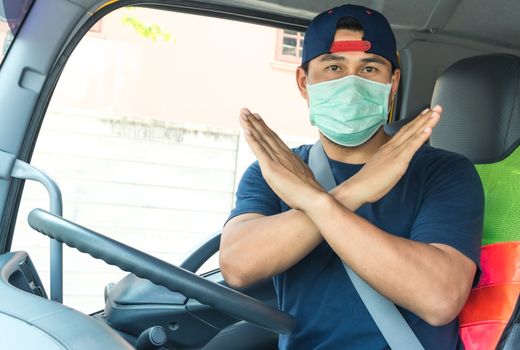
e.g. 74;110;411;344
0;0;33;63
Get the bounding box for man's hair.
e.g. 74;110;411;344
336;16;364;32
301;16;363;74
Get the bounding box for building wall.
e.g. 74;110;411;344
55;7;314;136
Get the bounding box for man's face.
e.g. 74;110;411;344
297;29;400;102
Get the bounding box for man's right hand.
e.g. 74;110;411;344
337;105;442;207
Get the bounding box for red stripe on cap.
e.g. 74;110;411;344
330;40;372;52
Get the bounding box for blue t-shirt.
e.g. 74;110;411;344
227;144;484;350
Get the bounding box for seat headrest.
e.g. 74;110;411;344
430;54;520;163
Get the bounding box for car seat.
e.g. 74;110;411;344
430;53;520;349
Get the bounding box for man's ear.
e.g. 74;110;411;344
390;68;401;100
296;66;309;101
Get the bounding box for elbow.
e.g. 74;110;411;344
422;290;466;327
423;308;458;327
219;251;253;289
220;267;250;289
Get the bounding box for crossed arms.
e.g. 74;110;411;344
220;106;477;326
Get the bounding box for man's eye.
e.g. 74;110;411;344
327;65;341;72
362;66;377;73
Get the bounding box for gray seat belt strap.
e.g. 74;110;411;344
308;141;424;350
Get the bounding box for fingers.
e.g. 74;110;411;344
239;108;293;160
239;108;293;167
390;105;442;146
239;108;318;179
242;108;291;154
395;106;442;161
239;109;275;163
253;114;292;152
431;105;443;113
381;105;442;164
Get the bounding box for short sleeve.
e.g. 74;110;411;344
226;160;281;223
410;153;484;272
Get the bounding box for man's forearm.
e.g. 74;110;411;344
302;191;475;326
220;209;321;287
220;186;363;288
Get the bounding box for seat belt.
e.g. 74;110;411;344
308;141;424;350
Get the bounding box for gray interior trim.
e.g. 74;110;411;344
503;325;520;350
0;150;16;179
430;54;520;162
0;251;133;350
418;0;460;32
398;40;486;120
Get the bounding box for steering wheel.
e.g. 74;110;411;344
28;208;296;334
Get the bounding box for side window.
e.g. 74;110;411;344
275;29;305;64
11;7;315;312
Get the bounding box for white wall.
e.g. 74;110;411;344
12;110;241;311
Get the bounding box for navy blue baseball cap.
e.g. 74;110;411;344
301;4;398;69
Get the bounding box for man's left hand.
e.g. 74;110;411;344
239;108;324;210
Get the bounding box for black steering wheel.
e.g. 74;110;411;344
28;208;296;334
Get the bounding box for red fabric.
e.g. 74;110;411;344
478;242;520;286
330;40;371;52
459;242;520;349
460;322;506;350
459;283;520;324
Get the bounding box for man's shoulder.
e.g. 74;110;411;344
411;145;482;191
415;144;469;161
413;144;475;171
291;144;313;162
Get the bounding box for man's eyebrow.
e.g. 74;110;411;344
318;54;388;65
360;56;387;65
319;54;346;62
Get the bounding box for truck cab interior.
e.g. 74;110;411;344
0;0;519;349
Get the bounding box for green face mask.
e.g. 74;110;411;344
307;75;392;147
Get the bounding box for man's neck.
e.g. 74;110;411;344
320;127;391;164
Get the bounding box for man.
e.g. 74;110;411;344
220;4;483;349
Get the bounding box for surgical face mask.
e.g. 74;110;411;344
307;75;392;147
